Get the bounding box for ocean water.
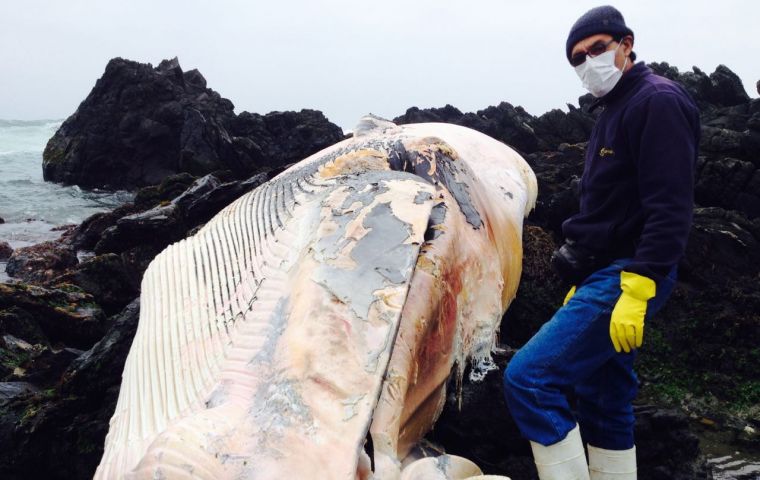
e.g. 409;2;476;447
0;119;132;279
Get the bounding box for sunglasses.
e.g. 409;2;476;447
570;38;618;67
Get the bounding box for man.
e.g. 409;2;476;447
503;5;700;480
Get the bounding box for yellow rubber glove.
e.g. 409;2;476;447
610;271;656;353
563;285;576;305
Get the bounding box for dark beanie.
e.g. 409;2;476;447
566;5;634;63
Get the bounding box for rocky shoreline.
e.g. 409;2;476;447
1;57;759;479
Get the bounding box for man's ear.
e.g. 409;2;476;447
622;35;634;56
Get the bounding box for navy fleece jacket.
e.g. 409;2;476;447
562;62;701;286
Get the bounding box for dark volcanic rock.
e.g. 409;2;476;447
0;307;48;347
524;143;585;235
230;109;346;169
0;242;12;261
43;57;343;190
649;62;750;109
10;345;84;387
5;241;78;284
531;105;596;150
0;283;106;350
52;254;140;316
0;382;38;402
61;299;140;399
65;203;139;251
132;172;196;210
0;301;140;480
95;203;184;255
696;156;760;217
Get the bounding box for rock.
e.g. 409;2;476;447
0;382;38;403
0;242;12;261
230;109;345;170
0;307;48;347
633;405;712;479
756;79;760;96
696;156;760;217
680;207;760;281
0;300;140;480
51;254;140;316
94;203;184;255
637;207;760;418
649;62;750;108
530;106;596;150
705;65;752;107
0;334;40;381
132;172;196;210
702;103;749;131
118;244;163;288
524;143;585;234
5;241;78;284
2;335;36;355
43;57;343;190
0;283;106;350
61;299;140;399
393;104;466;124
65;203;138;251
699;126;760;164
0;217;4;224
500;225;566;348
13;346;84;387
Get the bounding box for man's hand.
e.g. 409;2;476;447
563;285;576;306
610;271;656;353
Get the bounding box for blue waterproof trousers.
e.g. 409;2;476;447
503;258;677;450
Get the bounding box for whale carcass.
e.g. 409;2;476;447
94;116;538;479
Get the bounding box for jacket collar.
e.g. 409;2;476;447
588;62;651;112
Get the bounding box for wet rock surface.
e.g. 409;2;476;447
0;242;12;261
5;241;78;284
1;60;758;478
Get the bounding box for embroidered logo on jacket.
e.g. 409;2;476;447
599;147;615;157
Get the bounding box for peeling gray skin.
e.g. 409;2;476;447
354;202;415;284
434;157;483;229
425;201;448;241
389;137;484;229
313;175;392;263
414;191;433;204
313;194;416;320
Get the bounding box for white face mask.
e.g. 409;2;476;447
574;42;628;98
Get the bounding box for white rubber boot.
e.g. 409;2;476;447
587;445;636;479
529;424;590;480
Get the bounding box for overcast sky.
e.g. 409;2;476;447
1;0;758;130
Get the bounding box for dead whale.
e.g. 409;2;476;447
94;116;537;479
